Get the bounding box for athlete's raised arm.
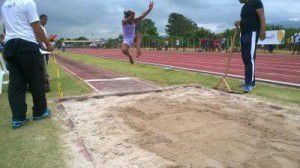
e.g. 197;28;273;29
134;1;154;24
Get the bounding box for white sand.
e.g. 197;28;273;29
57;87;300;168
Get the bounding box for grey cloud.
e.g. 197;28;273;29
1;0;299;38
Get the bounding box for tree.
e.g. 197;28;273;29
266;24;285;31
104;37;121;48
165;13;198;37
219;28;241;47
194;27;215;39
137;18;159;37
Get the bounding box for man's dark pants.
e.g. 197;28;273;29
293;43;300;54
241;31;259;86
3;39;47;121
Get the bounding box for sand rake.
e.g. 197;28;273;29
214;28;238;93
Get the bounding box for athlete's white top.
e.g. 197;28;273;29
122;23;136;39
1;0;40;43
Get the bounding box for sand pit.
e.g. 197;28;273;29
57;87;300;168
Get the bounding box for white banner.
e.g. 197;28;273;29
258;30;285;45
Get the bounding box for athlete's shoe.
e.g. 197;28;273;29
243;85;253;93
136;50;142;57
33;109;51;121
12;118;30;129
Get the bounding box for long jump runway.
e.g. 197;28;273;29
70;49;300;87
56;56;158;94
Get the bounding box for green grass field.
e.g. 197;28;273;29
0;59;91;168
257;49;297;55
58;51;300;105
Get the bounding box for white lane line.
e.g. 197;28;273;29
130;60;300;88
85;77;133;82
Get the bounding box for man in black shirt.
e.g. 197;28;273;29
235;0;266;93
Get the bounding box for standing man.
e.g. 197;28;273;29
200;38;206;52
235;0;266;93
175;39;180;50
40;14;50;92
164;39;169;51
221;38;227;52
40;14;49;64
1;0;53;129
292;33;300;55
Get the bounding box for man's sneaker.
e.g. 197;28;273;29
33;109;51;121
243;85;253;93
11;118;30;129
241;84;256;89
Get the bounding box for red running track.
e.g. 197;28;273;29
69;48;300;86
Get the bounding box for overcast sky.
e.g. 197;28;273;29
1;0;300;38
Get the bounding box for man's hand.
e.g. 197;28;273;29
259;29;266;40
149;1;154;10
256;8;266;40
46;42;54;51
234;20;240;28
31;22;52;49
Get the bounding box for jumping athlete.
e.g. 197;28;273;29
121;1;154;64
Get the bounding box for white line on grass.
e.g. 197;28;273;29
58;63;101;93
85;77;133;82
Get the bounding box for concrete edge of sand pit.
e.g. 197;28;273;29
55;84;205;103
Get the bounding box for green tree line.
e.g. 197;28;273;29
72;12;299;48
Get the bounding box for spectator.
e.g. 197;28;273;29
292;33;300;55
39;14;50;92
200;38;206;52
221;38;227;52
208;39;214;52
175;39;180;50
1;0;54;129
164;40;169;51
61;42;66;52
268;45;274;54
150;39;156;50
235;0;266;93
